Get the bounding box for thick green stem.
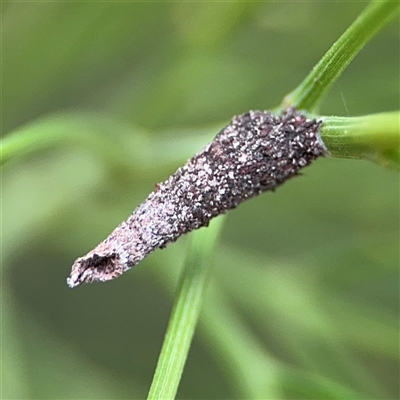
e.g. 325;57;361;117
283;1;399;112
320;111;400;169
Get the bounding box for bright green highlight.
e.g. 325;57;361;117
147;216;226;400
283;1;400;112
321;112;400;169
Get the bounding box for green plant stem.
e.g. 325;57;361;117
152;252;366;399
0;112;216;169
320;111;400;169
283;1;399;112
0;113;135;169
147;216;225;400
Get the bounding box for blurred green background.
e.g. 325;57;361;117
2;2;399;399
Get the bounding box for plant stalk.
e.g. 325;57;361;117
320;111;400;169
147;216;225;400
283;1;399;112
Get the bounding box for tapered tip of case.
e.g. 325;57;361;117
67;250;128;288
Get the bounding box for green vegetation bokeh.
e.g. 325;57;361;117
2;2;399;399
